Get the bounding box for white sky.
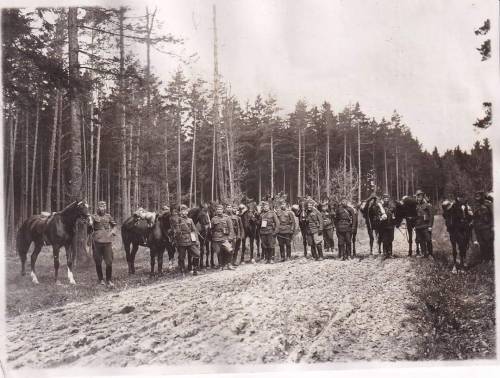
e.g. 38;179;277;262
140;0;498;153
4;0;499;152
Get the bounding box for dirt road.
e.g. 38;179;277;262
6;227;424;368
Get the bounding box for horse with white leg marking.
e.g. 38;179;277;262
16;200;91;284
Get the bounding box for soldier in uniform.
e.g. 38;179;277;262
379;193;396;259
172;204;201;275
335;197;355;260
473;190;494;263
415;189;434;257
305;201;324;261
210;204;234;270
276;200;296;261
259;201;280;264
91;201;117;287
320;203;335;254
226;204;244;266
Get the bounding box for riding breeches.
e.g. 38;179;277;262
93;242;113;265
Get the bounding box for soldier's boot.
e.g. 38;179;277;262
279;243;286;262
339;244;345;260
105;265;113;287
317;244;324;260
346;243;352;259
192;258;199;275
286;243;292;259
352;238;356;256
428;241;434;257
311;244;318;260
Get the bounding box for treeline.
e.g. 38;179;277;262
2;7;492;243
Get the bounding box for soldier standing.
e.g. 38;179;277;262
320;203;335;253
305;201;324;261
379;193;396;259
473;190;494;263
210;204;234;270
226;204;244;266
91;201;117;287
276;200;296;261
415;189;434;257
335;197;354;260
259;201;280;264
172;204;201;275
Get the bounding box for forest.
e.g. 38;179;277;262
2;7;493;245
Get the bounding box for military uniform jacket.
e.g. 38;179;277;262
335;206;354;233
306;209;322;235
473;201;493;231
446;201;473;231
260;210;279;235
415;201;434;229
173;216;198;247
230;214;244;239
92;213;117;243
276;209;296;234
380;202;396;229
211;214;234;242
321;210;334;230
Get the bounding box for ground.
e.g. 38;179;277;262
4;217;496;369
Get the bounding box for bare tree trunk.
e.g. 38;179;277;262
133;119;140;209
404;151;409;196
118;7;129;219
89;94;94;207
395;145;399;200
128;118;133;207
384;145;388;194
94;93;101;206
189;112;197;207
68;7;83;201
165;118;173;204
46;91;60;211
24;112;29;219
81;104;87;199
39;146;43;213
56;95;62;210
211;119;216;202
258;166;262;203
107;162;111;211
177;111;182;207
30;97;40;215
343;132;347;196
349;143;353;195
302;131;306;196
325;116;330;197
297;127;301;198
8;111;19;246
357;120;361;201
411;165;415;195
270;126;274;199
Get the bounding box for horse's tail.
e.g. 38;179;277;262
16;220;31;258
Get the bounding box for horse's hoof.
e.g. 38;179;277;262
30;272;39;285
55;280;62;286
452;266;457;274
69;279;76;285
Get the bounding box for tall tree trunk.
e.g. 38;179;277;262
128;118;133;206
211;119;216;201
357;120;361;201
213;5;224;201
134;118;140;209
81;105;88;199
411;165;415;195
118;6;128;219
343;132;347;196
107;162;111;211
46;91;60;211
325;116;330;197
94;92;101;206
302;131;306;196
56;94;63;210
258;166;262;203
297;127;301;198
8;111;19;246
189;112;197;207
270;126;274;199
30;97;40;215
165;118;173;204
68;7;83;201
349;142;353;195
177;111;181;206
384;145;388;194
24;112;29;219
395;145;399;200
404;151;409;196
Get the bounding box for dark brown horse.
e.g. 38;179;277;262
240;202;261;262
188;205;212;269
121;211;173;276
16;200;91;284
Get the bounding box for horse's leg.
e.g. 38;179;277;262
352;232;356;256
199;238;205;269
368;228;374;254
53;245;61;284
377;231;382;254
124;239;133;274
158;247;165;275
30;241;44;284
130;243;139;274
65;244;77;285
240;236;246;264
19;241;30;276
301;229;307;257
150;248;156;277
205;240;211;268
451;235;458;267
187;252;193;272
408;225;414;256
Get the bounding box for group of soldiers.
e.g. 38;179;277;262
87;187;493;286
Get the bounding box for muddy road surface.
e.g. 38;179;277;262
6;224;428;368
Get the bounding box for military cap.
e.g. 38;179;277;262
97;201;107;206
179;204;188;211
382;193;390;198
215;204;224;209
260;201;269;206
415;189;424;196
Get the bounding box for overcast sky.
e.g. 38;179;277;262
131;0;496;154
9;0;498;153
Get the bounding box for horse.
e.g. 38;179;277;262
187;205;212;269
441;199;473;270
394;195;420;256
240;201;261;262
121;211;172;276
360;198;383;254
16;200;91;284
291;201;308;257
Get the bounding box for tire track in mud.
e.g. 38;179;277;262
7;243;421;368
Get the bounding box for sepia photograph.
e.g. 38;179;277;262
1;0;498;376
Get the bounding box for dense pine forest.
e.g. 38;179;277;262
2;7;492;243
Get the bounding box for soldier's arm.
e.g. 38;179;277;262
274;213;280;234
238;217;245;238
227;217;235;240
428;204;434;228
190;219;200;243
290;212;296;233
